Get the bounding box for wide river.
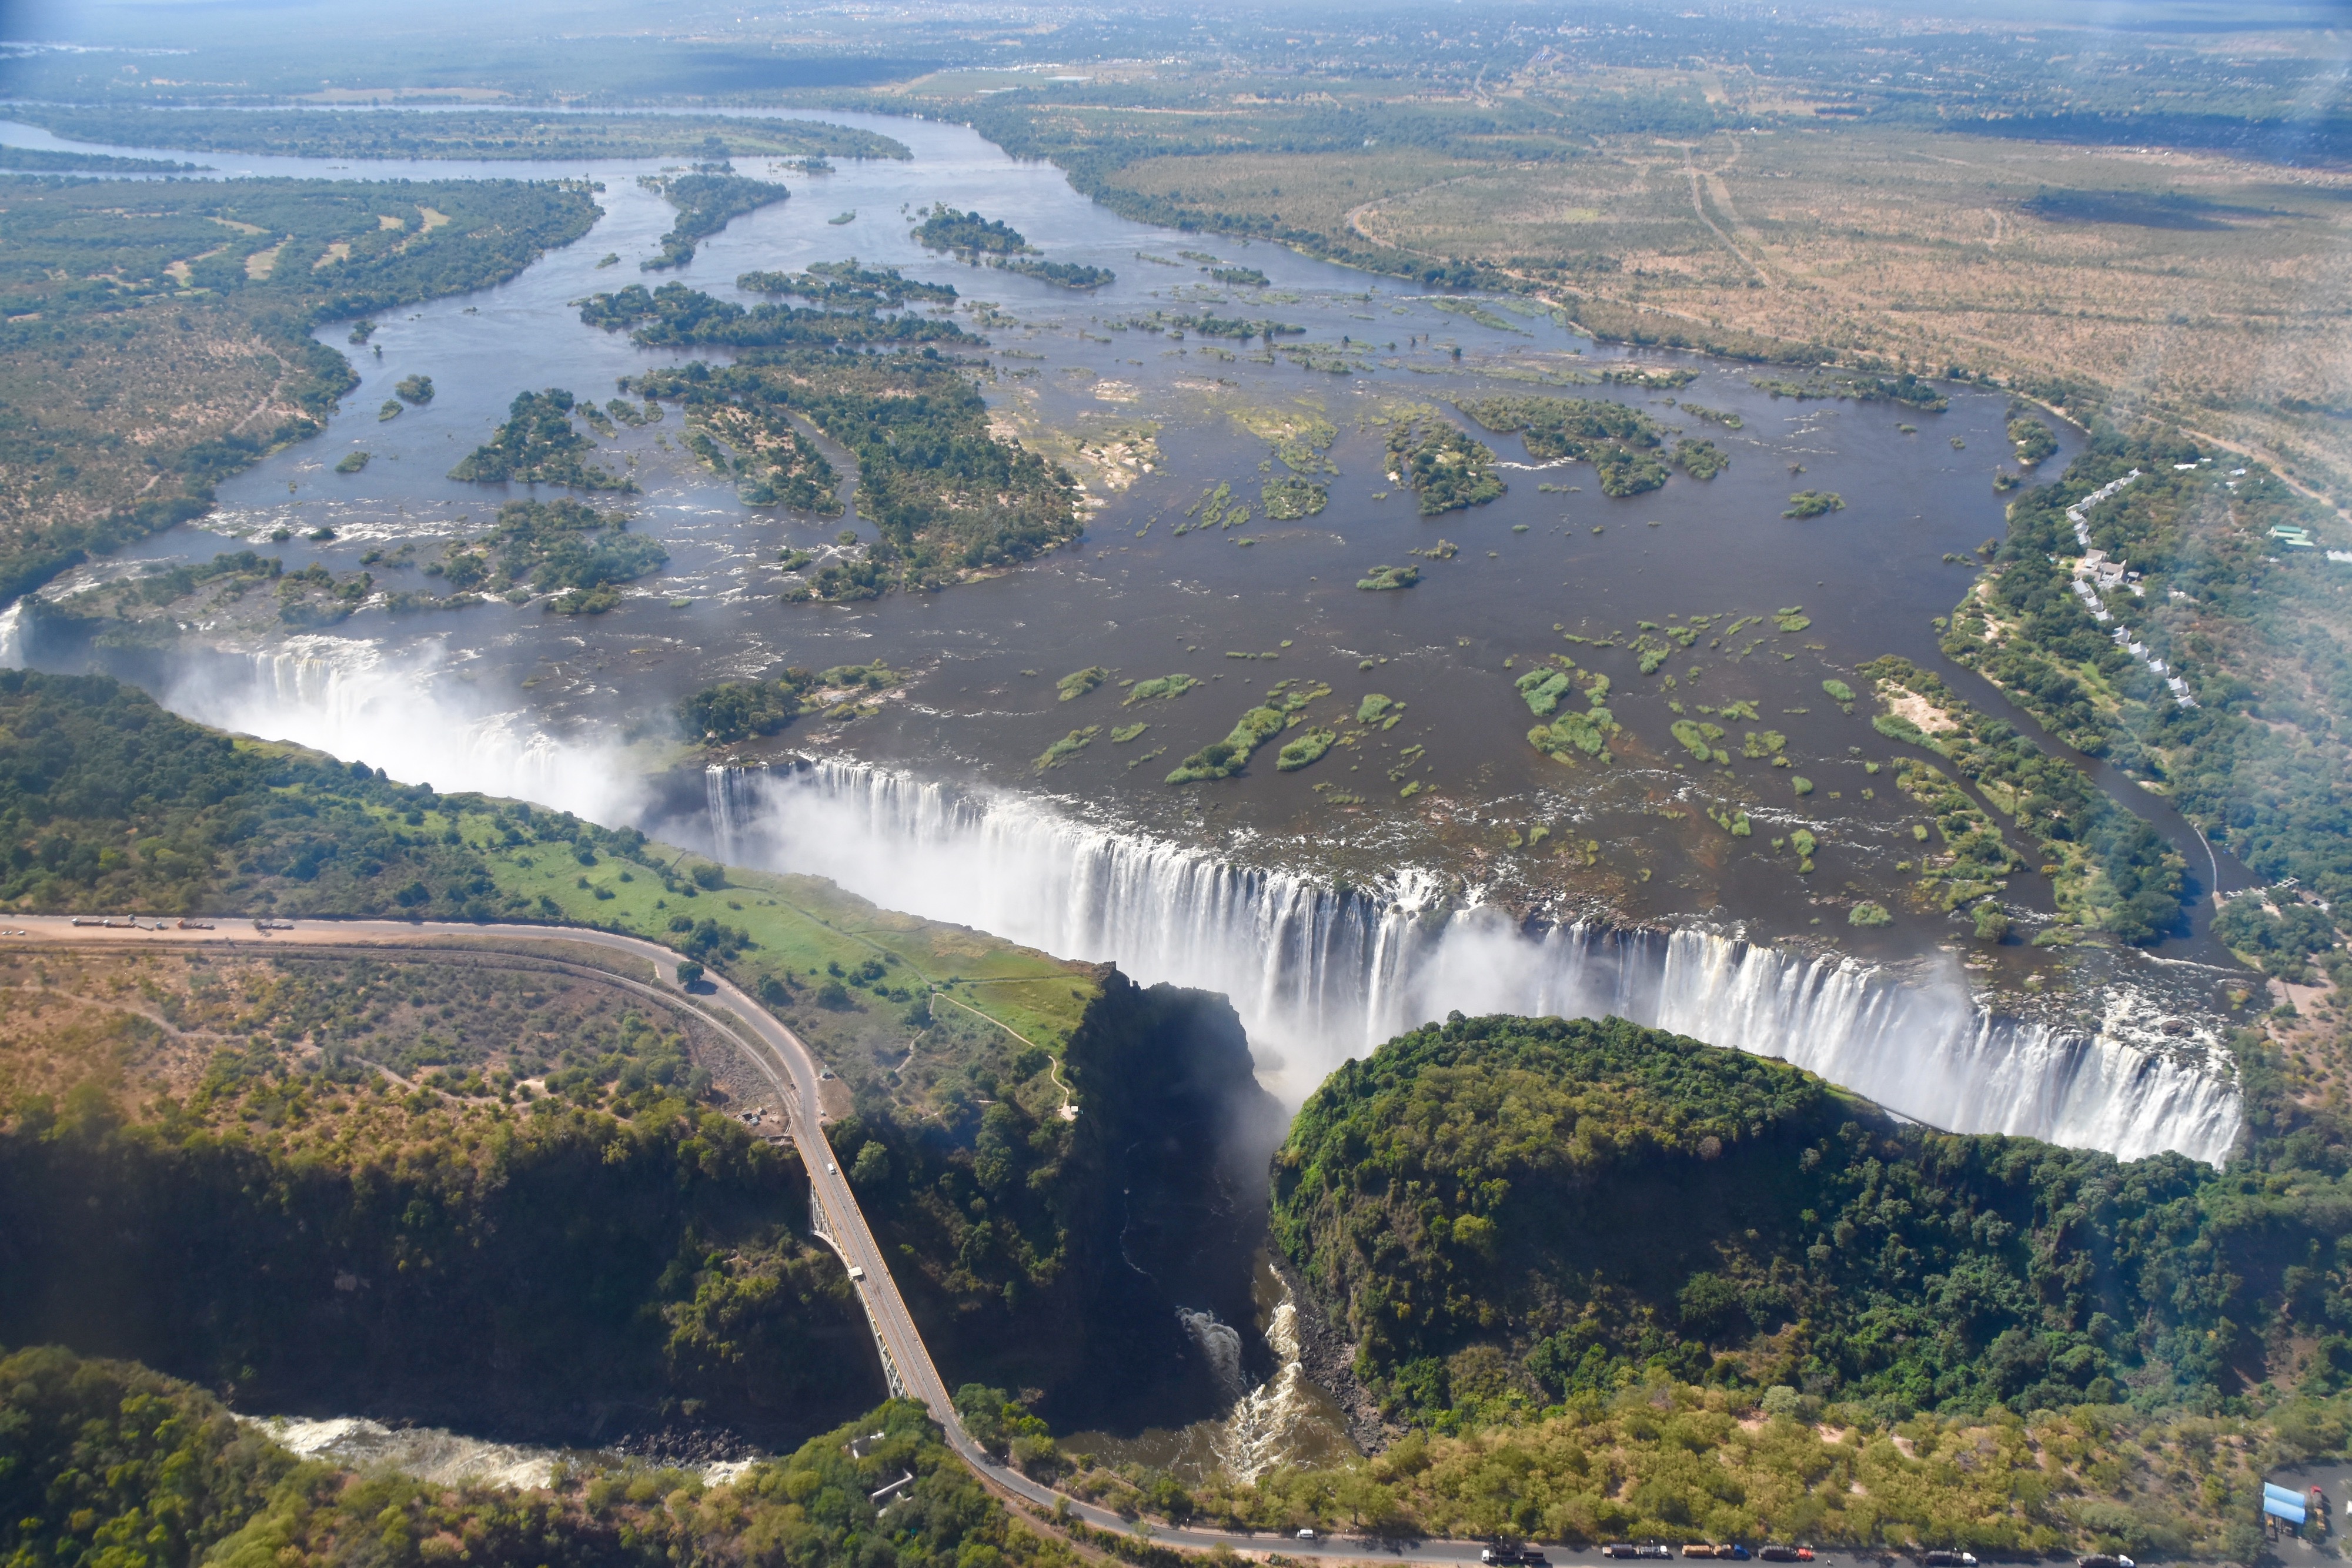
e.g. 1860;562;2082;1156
1;106;2249;1150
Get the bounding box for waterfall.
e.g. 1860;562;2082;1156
155;635;651;828
704;759;2242;1166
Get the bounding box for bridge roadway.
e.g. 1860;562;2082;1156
4;917;1880;1568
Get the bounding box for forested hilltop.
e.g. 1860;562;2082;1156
1234;1012;2352;1557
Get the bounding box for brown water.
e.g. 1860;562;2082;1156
0;101;2260;1470
2;105;2226;962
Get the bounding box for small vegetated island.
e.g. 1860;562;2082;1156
1267;1011;2344;1554
737;258;958;308
1165;704;1288;784
613;346;1078;597
1384;407;1504;514
2009;407;2060;464
1129;309;1305;343
1519;659;1620;764
994;258;1117;290
1750;370;1950;411
909;205;1114;288
680;664;900;743
1261;476;1328;519
1784;489;1846;518
430;498;667;614
450;387;633;490
1356;563;1419;591
637;163;791;270
1457;395;1725;496
580;279;978;349
913;203;1035;256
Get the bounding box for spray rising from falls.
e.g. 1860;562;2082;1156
707;761;2241;1166
156;636;652;828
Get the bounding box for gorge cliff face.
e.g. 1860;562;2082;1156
0;1092;878;1446
834;968;1288;1432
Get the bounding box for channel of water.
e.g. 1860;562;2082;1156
0;102;2261;1470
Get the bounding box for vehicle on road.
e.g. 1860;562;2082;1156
827;1162;838;1172
1297;1529;1317;1541
1635;1547;1675;1560
847;1265;866;1281
2077;1557;2135;1568
1759;1551;1813;1564
1922;1554;1977;1567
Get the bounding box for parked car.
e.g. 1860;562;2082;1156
1636;1548;1676;1560
1604;1546;1639;1560
1295;1529;1317;1542
1923;1553;1979;1567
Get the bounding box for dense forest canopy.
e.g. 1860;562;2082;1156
1275;1013;2350;1432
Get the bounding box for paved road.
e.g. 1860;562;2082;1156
4;916;1897;1568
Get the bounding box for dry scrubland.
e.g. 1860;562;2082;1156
1141;125;2352;477
946;73;2352;504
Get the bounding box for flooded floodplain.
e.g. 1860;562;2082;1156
1;108;2246;1101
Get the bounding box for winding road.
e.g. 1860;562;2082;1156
6;915;1886;1568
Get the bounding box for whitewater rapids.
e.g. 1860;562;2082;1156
706;760;2241;1166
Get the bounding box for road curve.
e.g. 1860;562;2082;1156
3;916;1884;1568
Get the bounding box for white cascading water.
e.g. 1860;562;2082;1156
156;635;652;828
707;760;2242;1166
1178;1297;1322;1482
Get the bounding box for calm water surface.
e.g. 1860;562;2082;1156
4;109;2244;965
